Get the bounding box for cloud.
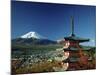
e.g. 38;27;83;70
90;39;95;43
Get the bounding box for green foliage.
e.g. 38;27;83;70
12;44;63;50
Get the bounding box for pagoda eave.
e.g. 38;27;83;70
63;46;91;51
64;36;89;42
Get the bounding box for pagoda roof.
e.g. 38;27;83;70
64;34;89;42
63;46;92;51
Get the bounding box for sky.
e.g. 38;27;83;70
11;1;96;46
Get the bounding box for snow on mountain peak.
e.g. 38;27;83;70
20;31;46;39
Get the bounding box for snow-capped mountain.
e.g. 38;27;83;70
20;31;46;39
12;31;57;45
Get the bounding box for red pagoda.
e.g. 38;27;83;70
61;16;92;70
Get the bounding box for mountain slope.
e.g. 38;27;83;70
12;38;57;45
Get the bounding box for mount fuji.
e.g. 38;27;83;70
12;31;57;45
20;31;46;39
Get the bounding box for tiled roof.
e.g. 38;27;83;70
64;35;89;42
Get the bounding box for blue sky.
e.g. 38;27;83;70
11;1;96;46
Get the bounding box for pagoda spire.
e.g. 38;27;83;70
70;16;75;36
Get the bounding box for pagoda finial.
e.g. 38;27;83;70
71;16;75;36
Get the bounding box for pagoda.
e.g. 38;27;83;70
61;16;91;70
